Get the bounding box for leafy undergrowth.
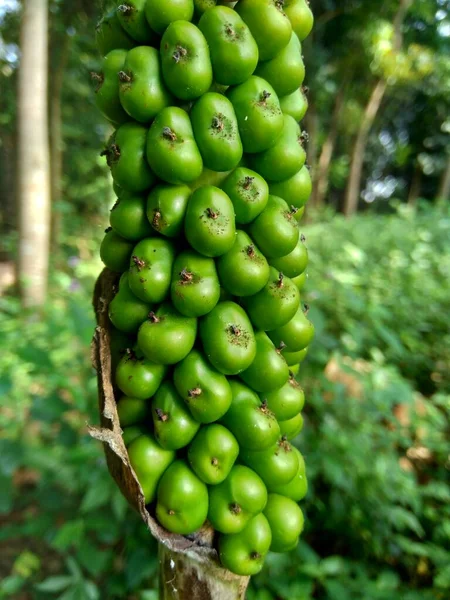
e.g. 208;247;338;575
1;206;449;599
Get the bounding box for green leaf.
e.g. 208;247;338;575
35;576;73;593
435;564;450;589
80;477;112;513
320;556;347;576
52;520;85;551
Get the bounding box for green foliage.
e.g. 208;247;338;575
1;209;449;598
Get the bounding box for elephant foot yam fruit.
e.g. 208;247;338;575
94;0;314;576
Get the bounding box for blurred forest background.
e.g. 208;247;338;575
0;0;449;599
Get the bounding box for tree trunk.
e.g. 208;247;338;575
17;0;50;307
343;0;413;217
50;35;71;251
343;78;387;217
407;164;422;206
311;84;347;208
437;155;450;202
158;544;249;600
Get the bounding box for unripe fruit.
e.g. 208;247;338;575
269;165;312;212
198;7;259;86
109;272;150;333
248;195;299;259
269;302;315;352
208;465;268;533
263;493;305;552
116;395;148;427
280;87;308;121
147;184;191;238
269;447;307;500
103;122;155;192
188;424;239;484
263;372;305;421
174;349;233;423
235;0;292;61
137;302;197;365
110;191;154;242
96;9;135;56
128;434;175;503
269;234;308;278
116;0;154;44
240;436;299;487
156;460;209;534
221;167;269;225
129;238;176;303
118;46;173;123
239;331;289;392
145;0;195;34
100;228;134;273
160;21;213;101
116;346;167;400
219;513;272;575
255;32;305;97
278;411;304;439
94;49;129;125
146;107;203;184
151;382;200;449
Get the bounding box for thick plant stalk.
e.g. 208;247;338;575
159;544;249;600
90;269;249;599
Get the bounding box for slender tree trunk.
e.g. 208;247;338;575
17;0;50;307
437;156;450;202
343;0;413;217
158;544;249;600
311;84;347;208
50;35;71;251
407;164;422;206
343;79;387;217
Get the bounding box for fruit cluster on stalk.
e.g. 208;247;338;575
95;0;314;576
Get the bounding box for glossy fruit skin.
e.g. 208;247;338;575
116;395;148;427
250;115;306;183
269;165;312;212
200;301;257;375
151;381;200;450
100;229;134;272
145;0;194;34
240;331;289;392
235;0;292;61
280;87;308;121
263;373;305;420
208;465;268;533
187;424;239;484
147;184;191;238
105;122;155;192
263;493;304;552
137;302;197;365
227;76;283;153
96;9;135;56
255;32;304;97
219;513;272;576
116;347;168;399
194;0;218;17
269;234;308;278
190;93;243;172
242;268;300;331
173;349;232;423
268;304;314;351
128;238;176;303
184;186;236;257
146;107;203;184
127;434;175;503
221;168;268;225
292;271;307;291
95;49;129;125
116;0;154;43
269;447;307;500
279;412;304;439
241;437;299;487
170;250;220;317
282;346;308;366
216;231;270;297
156;460;209;534
289;362;300;376
221;380;280;450
119;46;173;123
109;272;150;333
198;6;259;86
190;167;232;192
122;425;147;447
110;191;154;241
160;21;213;101
248;196;299;259
284;0;314;42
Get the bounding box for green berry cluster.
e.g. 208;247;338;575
94;0;313;576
